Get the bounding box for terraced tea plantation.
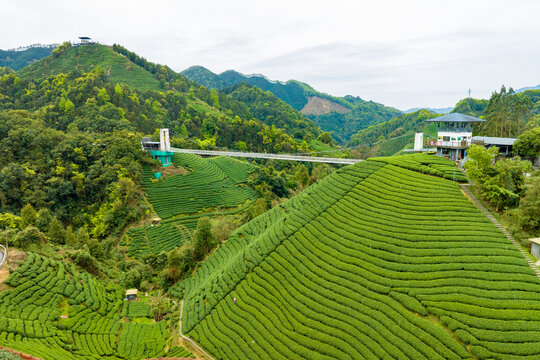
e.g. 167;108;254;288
182;155;540;360
0;253;193;360
143;153;256;219
124;154;257;258
123;214;201;259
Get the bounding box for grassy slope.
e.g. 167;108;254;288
17;44;162;91
182;154;540;360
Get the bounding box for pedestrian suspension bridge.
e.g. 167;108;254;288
141;129;362;165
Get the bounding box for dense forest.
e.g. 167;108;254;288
3;53;326;155
181;65;403;142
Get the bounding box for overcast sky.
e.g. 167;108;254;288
2;0;539;109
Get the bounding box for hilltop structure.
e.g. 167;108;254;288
78;36;92;44
425;113;485;160
141;128;174;167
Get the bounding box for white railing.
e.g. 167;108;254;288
0;244;6;268
434;140;471;148
170;148;363;165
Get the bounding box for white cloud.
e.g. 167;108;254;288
1;0;539;109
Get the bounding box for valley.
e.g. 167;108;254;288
0;37;538;360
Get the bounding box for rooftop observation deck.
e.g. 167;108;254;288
425;113;486;124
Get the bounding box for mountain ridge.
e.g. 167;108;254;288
0;45;56;71
181;65;402;142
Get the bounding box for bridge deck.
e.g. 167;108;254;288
170;148;362;165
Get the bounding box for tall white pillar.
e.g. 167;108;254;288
414;132;424;151
160;128;170;151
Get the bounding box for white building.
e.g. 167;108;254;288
425;113;485;161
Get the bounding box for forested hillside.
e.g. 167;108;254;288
349;109;439;147
222;83;320;139
0;45;55;71
1;44;320;154
181;65;402;142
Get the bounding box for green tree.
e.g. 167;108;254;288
295;165;310;188
87;238;104;259
71;246;99;275
20;204;37;228
65;225;76;248
0;213;23;229
493;156;533;195
193;217;217;260
234;141;247;152
122;268;141;289
76;228;90;248
151;291;169;322
482;177;519;211
317;132;333;144
48;217;65;244
168;242;195;276
13;226;44;248
210;88;220;108
481;86;532;137
463;144;498;183
513;127;540;161
35;208;53;233
244;198;268;222
211;216;237;243
97;88;110;105
513;175;540;234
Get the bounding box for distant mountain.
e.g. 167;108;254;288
0;45;56;71
516;84;540;93
403;107;452;114
182;66;309;110
182;65;402;143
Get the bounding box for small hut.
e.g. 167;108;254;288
125;289;138;301
151;216;162;226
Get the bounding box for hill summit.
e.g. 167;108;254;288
182;154;540;360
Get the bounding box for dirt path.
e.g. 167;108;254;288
460;184;540;278
179;300;216;360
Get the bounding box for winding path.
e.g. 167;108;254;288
460;184;540;278
171;148;362;165
179;300;216;360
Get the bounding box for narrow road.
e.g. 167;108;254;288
171;148;362;165
460;184;540;278
179;300;216;360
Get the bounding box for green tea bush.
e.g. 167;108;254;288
182;156;540;360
